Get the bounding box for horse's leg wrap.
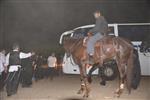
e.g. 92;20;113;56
77;84;85;94
115;74;126;97
83;79;90;98
115;83;124;97
120;83;124;89
77;79;85;94
82;74;90;98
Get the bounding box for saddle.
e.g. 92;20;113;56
83;36;116;63
83;36;114;48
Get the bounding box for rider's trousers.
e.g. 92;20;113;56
87;32;103;55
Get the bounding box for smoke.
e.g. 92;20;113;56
0;0;149;52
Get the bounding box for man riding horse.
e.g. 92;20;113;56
62;10;141;98
87;10;108;64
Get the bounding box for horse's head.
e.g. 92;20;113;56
62;36;84;58
63;36;80;47
63;37;76;57
62;36;73;51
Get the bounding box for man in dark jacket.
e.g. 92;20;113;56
87;10;108;64
5;44;35;96
21;57;33;87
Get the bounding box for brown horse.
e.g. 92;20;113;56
63;35;140;98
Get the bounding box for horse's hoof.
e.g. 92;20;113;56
77;90;83;94
115;88;119;93
114;92;119;98
114;93;120;98
77;91;81;94
83;94;89;98
83;91;89;98
114;89;122;98
100;81;106;86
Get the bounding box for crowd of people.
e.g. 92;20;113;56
0;44;63;97
0;10;108;98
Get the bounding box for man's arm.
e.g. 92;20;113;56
1;54;6;64
5;53;10;67
88;24;100;34
20;52;33;59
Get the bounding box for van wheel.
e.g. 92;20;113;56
103;60;118;81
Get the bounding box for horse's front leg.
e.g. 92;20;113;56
77;64;91;98
77;66;85;95
115;77;125;97
82;64;90;98
77;79;85;94
83;76;90;98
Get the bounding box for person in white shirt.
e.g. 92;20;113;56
5;44;35;96
47;53;57;80
0;49;6;91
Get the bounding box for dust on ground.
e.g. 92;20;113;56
0;75;149;100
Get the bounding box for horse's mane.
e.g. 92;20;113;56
63;37;84;52
64;37;84;44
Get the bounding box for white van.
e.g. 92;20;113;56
60;23;150;78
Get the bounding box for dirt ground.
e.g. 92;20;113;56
0;75;149;100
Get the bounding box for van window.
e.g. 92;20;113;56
108;27;115;35
118;25;150;41
73;28;92;38
73;26;115;38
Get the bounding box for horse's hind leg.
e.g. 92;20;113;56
115;75;126;97
115;59;126;97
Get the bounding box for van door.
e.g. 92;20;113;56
118;25;150;76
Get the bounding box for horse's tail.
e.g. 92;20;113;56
131;49;141;89
126;49;134;94
126;49;141;93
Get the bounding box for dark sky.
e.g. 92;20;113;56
0;0;149;52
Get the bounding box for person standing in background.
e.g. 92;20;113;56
34;55;44;81
5;44;35;96
0;49;6;91
47;53;57;80
21;57;33;88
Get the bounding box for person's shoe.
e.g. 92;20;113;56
22;84;31;88
7;94;11;97
0;87;4;92
7;93;12;97
11;89;17;95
